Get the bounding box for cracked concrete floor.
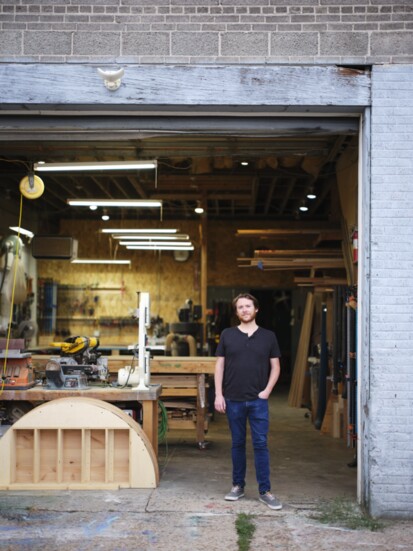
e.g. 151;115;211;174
1;388;412;550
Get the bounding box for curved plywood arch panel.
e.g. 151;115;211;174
0;397;159;490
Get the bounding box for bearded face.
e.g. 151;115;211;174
235;298;258;323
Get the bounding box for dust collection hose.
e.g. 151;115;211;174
165;333;197;356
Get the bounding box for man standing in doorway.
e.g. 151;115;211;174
214;293;282;510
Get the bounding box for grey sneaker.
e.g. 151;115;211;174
259;491;282;510
225;485;245;501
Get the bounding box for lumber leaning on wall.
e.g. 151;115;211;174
288;291;315;408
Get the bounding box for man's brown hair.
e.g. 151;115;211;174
232;293;259;311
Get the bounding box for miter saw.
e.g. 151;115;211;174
45;336;109;389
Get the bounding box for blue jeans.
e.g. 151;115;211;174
225;398;270;494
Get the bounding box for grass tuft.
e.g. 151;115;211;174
236;512;256;551
311;497;384;532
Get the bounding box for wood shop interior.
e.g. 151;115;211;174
0;116;359;489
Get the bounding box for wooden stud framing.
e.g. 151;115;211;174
0;397;159;490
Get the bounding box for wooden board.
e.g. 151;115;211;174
288;291;315;408
0;65;370;112
0;384;161;402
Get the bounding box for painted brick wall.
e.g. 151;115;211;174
369;64;413;518
0;1;412;64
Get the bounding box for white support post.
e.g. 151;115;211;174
135;292;151;390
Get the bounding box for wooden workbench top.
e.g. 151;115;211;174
30;355;216;374
0;383;162;402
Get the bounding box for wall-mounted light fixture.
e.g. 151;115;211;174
71;258;131;265
35;160;157;172
67;199;162;208
97;67;125;91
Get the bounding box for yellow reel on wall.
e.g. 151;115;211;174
19;174;45;200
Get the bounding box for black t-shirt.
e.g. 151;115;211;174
216;326;281;401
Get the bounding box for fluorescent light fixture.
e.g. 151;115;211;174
120;241;192;247
68;199;162;208
71;258;131;265
126;244;194;251
112;234;189;241
9;226;34;238
35;161;157;172
101;228;178;234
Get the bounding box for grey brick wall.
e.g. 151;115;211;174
0;1;412;64
369;64;413;518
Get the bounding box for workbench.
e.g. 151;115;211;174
0;384;161;458
97;356;216;447
29;355;216;447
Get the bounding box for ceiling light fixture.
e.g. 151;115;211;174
35;160;157;172
9;226;34;239
126;244;194;251
68;199;162;208
120;241;192;247
306;188;317;200
71;258;131;265
241;161;249;166
112;234;189;241
194;201;204;214
101;228;178;234
299;202;309;212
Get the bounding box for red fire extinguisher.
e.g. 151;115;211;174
352;229;358;263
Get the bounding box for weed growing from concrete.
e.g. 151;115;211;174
311;498;384;531
236;513;256;551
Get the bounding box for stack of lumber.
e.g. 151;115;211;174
321;390;347;439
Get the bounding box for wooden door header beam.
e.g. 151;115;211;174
0;64;370;113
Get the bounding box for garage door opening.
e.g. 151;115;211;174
0;114;361;499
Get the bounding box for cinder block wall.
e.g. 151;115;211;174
369;64;413;518
1;1;412;65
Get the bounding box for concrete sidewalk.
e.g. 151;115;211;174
1;392;412;550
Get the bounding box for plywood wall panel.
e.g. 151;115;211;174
37;218;296;341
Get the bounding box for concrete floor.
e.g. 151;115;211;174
1;387;412;550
